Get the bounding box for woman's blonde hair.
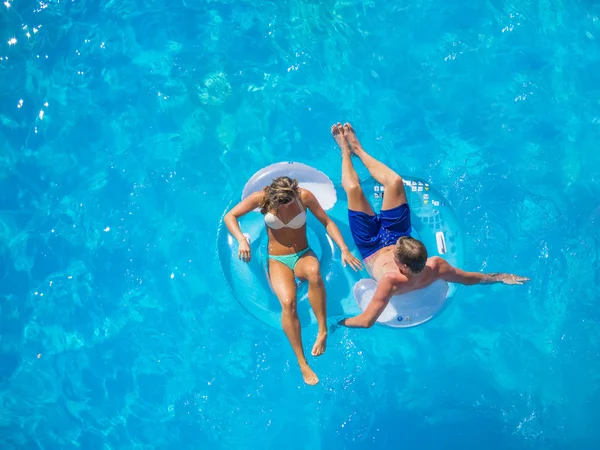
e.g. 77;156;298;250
259;176;300;214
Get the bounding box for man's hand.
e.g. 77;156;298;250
341;249;362;271
329;319;346;334
497;274;530;285
478;272;530;284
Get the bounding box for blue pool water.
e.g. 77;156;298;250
1;0;599;448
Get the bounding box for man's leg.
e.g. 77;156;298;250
332;123;382;261
331;123;375;215
343;123;408;211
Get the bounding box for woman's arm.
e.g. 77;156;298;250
224;192;263;262
302;189;362;271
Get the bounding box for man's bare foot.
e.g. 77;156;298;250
311;331;327;356
331;123;352;154
300;363;319;385
343;123;363;154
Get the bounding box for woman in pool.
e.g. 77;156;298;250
224;176;361;385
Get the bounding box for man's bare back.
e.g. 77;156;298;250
365;246;402;281
366;248;445;296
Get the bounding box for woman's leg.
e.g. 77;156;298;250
294;251;327;357
269;258;319;385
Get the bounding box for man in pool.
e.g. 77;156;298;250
331;122;530;328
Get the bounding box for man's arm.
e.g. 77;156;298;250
340;276;396;328
435;257;529;285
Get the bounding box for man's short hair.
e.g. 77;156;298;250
394;236;428;273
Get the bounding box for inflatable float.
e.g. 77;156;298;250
216;162;464;329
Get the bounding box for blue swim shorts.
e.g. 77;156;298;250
348;203;412;260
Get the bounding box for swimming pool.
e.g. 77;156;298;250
1;0;599;448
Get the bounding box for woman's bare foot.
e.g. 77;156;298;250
343;123;364;154
311;331;327;356
331;123;353;154
299;363;319;385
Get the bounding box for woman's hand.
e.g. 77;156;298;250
238;239;251;262
341;249;362;271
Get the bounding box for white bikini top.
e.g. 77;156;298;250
264;198;307;230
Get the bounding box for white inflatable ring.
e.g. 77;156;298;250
354;278;450;328
242;161;337;210
353;178;463;328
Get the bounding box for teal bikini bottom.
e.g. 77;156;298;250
268;248;311;271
